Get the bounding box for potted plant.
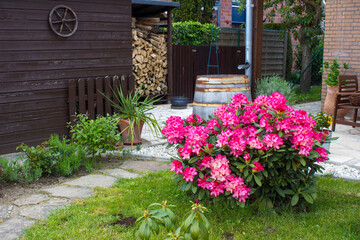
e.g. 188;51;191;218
101;85;162;145
322;58;349;117
310;112;333;151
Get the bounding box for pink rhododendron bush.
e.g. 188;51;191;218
162;93;330;209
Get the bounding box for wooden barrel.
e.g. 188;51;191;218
193;75;251;120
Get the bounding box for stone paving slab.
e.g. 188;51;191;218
0;216;35;240
64;174;117;188
43;185;94;199
0;204;13;220
99;168;139;179
13;194;50;206
120;160;170;172
19;204;64;220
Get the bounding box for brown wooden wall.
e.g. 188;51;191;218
172;45;245;101
0;0;132;154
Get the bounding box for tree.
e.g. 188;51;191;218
173;0;216;24
264;0;324;92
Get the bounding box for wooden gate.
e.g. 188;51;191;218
172;45;245;101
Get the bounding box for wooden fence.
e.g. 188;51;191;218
218;28;288;78
172;45;246;101
68;74;134;123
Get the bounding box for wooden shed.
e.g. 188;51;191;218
0;0;179;154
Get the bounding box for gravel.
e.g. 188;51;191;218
129;144;360;181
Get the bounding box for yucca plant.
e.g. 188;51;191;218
101;84;162;145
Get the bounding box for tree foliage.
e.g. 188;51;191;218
173;0;216;24
264;0;324;92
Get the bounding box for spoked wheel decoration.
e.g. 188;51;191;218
49;5;78;37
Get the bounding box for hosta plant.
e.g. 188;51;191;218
162;93;330;209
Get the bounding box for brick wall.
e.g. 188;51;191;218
322;0;360;109
220;0;232;28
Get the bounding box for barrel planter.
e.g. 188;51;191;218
193;75;251;120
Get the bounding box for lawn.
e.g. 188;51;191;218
293;85;322;104
22;170;360;240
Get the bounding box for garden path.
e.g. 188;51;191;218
0;161;169;240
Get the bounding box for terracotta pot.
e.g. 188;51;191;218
118;119;144;145
324;85;348;119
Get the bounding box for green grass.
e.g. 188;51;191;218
22;171;360;240
293;85;322;104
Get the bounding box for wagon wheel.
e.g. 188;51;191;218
49;5;78;37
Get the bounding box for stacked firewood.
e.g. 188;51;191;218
132;17;168;96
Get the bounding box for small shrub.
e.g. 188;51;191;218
162;93;330;210
0;157;22;182
255;75;296;105
134;200;210;240
69;114;121;158
17;141;57;176
48;135;87;176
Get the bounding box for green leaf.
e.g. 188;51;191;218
184;182;192;192
199;222;209;240
301;192;314;204
190;220;200;240
299;158;306;166
254;175;262;186
291;194;299;206
284;189;295;195
198;189;205;200
275;187;285;197
192;184;197;194
198;212;210;230
233;162;246;169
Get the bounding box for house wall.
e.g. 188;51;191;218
0;0;132;154
321;0;360;109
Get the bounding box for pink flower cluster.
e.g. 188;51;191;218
162;93;329;204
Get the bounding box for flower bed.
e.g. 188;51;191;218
162;93;329;209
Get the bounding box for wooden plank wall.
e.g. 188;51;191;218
0;0;132;154
172;46;245;101
218;28;287;78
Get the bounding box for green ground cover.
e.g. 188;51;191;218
22;170;360;240
293;85;322;104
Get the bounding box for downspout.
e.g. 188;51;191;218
238;0;254;97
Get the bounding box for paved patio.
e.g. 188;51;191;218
142;101;360;170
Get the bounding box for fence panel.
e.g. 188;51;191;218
68;74;132;123
173;45;246;101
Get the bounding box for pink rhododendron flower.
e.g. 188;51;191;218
198;175;211;189
207;118;221;133
170;160;183;174
225;175;244;193
186;114;203;125
162;116;186;144
208;181;225;197
214;105;228;118
239;110;258;124
216;129;233;148
232;184;251;202
231;93;250;107
210;154;231;181
263;133;284;149
219;111;240;127
182;167;197;182
247;137;265;150
252;162;264;172
315;147;328;163
200;156;212;169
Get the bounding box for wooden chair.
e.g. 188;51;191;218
331;75;360;131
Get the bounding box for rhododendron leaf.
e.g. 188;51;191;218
182;212;196;231
198;189;205;200
311;192;318;200
233;162;246;169
166;143;172;149
254;175;262;186
189;156;200;164
275;187;285;197
284;189;295;194
299;158;306;166
255;128;263;134
191;184;197;194
164;217;172;231
199;172;204;179
263;170;268;177
286;162;291;171
147;218;159;234
292;161;297;171
238;201;245;207
301;192;313;204
247;174;253;182
199;222;209;240
278;132;283;137
213;126;221;132
190;219;200;240
291;194;299;206
244;168;249;177
185;182;192;192
309;150;321;158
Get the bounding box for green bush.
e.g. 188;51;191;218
172;21;220;46
48;135;87;176
69;114;121;158
255;75;296;105
0;157;22;182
